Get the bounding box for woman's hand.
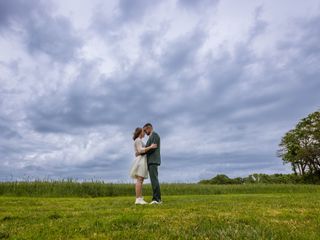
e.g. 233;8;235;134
150;143;157;149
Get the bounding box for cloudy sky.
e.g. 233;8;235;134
0;0;319;182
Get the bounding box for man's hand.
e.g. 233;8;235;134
135;152;140;157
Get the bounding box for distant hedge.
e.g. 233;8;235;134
199;173;320;184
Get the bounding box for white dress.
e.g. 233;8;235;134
129;138;148;179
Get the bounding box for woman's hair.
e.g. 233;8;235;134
133;127;142;141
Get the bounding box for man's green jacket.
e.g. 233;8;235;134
145;131;161;165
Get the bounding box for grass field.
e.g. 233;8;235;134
1;184;320;239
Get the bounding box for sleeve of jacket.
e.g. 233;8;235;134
155;133;160;145
147;133;160;155
145;133;153;147
146;133;157;154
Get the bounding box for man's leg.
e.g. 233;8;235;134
148;164;161;201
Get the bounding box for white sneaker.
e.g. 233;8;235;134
139;198;148;204
135;197;148;205
149;200;162;205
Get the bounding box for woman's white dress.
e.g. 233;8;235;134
129;138;148;179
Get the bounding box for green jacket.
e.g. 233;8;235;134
146;131;161;165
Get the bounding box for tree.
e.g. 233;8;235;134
278;110;320;176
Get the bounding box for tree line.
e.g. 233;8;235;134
199;173;320;184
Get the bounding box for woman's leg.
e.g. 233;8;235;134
135;176;144;198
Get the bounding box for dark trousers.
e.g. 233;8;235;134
148;164;161;201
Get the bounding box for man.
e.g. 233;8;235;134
142;123;162;204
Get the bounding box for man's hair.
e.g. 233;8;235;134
143;123;153;128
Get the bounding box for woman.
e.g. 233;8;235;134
130;127;157;204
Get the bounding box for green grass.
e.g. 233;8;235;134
0;185;320;239
1;181;320;197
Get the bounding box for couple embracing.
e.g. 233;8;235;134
129;123;162;205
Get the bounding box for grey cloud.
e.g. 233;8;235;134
278;15;320;57
27;66;167;134
1;1;319;182
248;6;268;42
178;0;219;11
184;12;318;128
0;125;20;139
0;0;81;62
0;0;39;27
160;29;207;73
0;145;131;182
91;0;160;37
27;9;319;143
0;116;21;139
162;152;289;182
118;0;158;22
25;16;81;62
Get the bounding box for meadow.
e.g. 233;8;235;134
0;182;320;239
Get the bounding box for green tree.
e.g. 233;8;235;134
278;110;320;176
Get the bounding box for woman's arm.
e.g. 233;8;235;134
137;144;157;154
135;140;157;155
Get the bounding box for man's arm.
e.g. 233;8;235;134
146;133;159;154
145;133;154;147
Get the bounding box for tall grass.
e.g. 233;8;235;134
0;180;320;197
